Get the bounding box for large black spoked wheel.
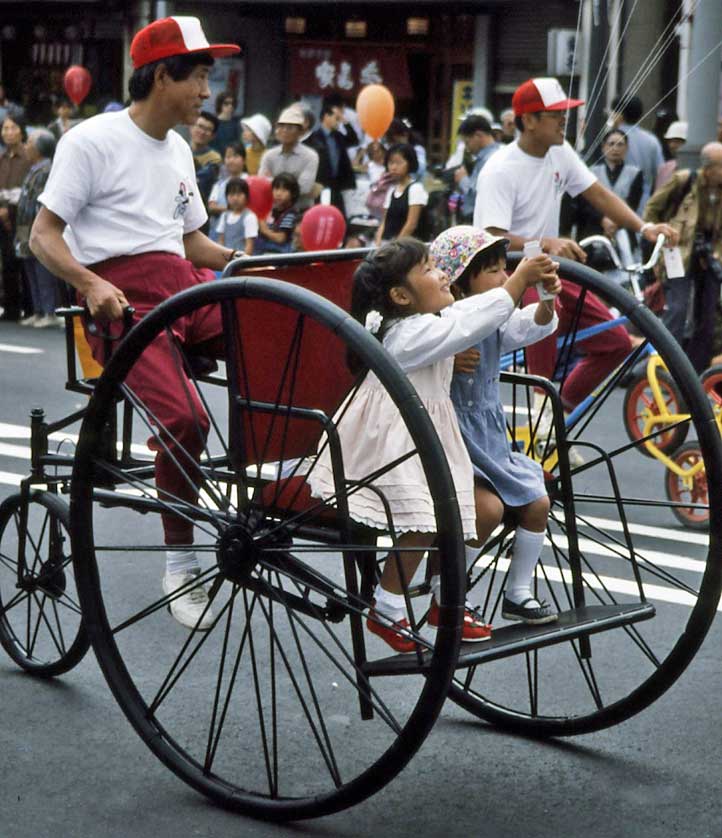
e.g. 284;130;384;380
0;491;89;676
70;278;465;820
451;257;722;736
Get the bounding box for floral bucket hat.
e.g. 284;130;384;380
429;225;509;284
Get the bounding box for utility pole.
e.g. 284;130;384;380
676;0;722;169
582;0;609;163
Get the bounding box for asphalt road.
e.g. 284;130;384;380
1;321;721;838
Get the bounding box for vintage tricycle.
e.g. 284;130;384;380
1;250;720;821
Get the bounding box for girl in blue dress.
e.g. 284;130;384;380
430;226;560;625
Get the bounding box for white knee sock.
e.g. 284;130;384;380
373;583;407;621
165;548;200;577
505;527;545;604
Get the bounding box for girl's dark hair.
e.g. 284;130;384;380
215;90;236;113
455;241;507;296
225;177;249;199
2;113;27;141
384;142;418;175
128;53;213;102
271;172;300;204
224;142;246;158
347;237;428;374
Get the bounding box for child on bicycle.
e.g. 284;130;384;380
308;237;560;652
429;226;560;625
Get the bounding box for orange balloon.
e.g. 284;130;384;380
356;84;395;140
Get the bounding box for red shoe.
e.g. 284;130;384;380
427;600;492;643
366;610;418;654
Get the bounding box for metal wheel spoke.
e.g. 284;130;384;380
29;590;66;658
148;582;242;717
112;566;220;636
254;591;342;788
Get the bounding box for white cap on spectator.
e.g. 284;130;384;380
664;120;688;141
241;113;272;145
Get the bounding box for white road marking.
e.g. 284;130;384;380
0;471;22;486
0;343;43;355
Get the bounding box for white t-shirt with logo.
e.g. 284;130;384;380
39;109;207;265
473;139;595;239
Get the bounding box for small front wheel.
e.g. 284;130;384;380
0;491;89;676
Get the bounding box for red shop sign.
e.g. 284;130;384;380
289;43;413;99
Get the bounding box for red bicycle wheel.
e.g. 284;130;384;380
665;442;709;530
623;368;688;457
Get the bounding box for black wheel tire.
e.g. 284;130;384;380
622;368;688;457
69;277;466;820
450;255;722;737
664;443;709;530
0;491;89;676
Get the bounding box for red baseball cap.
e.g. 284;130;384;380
130;16;240;70
512;77;584;116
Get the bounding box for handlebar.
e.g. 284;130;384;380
579;233;667;301
84;305;136;341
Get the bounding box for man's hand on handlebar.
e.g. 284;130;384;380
541;236;587;263
84;276;130;321
641;223;678;247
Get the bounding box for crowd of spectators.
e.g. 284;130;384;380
0;68;721;374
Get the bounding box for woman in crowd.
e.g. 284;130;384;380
211;91;240;153
15;129;61;327
241;113;272;175
0;113;30;321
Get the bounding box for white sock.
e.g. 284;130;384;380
373;583;407;621
505;527;545;605
165;549;200;577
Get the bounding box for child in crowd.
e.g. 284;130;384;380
430;226;560;625
374;143;429;244
255;173;300;254
240;113;272;175
216;177;257;255
207;142;247;240
308;237;561;652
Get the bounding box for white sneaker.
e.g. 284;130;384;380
33;314;56;328
162;570;214;630
20;314;39;326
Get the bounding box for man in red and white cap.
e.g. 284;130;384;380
473;77;676;415
29;17;242;630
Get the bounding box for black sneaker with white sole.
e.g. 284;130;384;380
501;596;558;625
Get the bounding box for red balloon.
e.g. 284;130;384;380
246;175;274;219
300;205;346;251
63;65;92;106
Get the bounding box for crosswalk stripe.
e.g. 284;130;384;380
0;343;43;355
0;471;22;487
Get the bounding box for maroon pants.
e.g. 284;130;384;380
524;279;631;410
84;253;223;545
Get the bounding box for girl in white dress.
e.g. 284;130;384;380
308;238;560;652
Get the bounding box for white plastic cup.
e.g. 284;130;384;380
523;240;555;301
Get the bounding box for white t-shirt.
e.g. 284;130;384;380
474;139;595;239
382;181;429;209
39;109;207;265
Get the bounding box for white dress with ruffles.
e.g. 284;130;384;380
308;289;518;539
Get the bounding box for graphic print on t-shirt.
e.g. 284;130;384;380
174;181;195;219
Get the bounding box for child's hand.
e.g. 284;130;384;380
516;254;559;287
453;348;480;375
540;274;562;297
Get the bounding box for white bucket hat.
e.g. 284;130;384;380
241;113;272;146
